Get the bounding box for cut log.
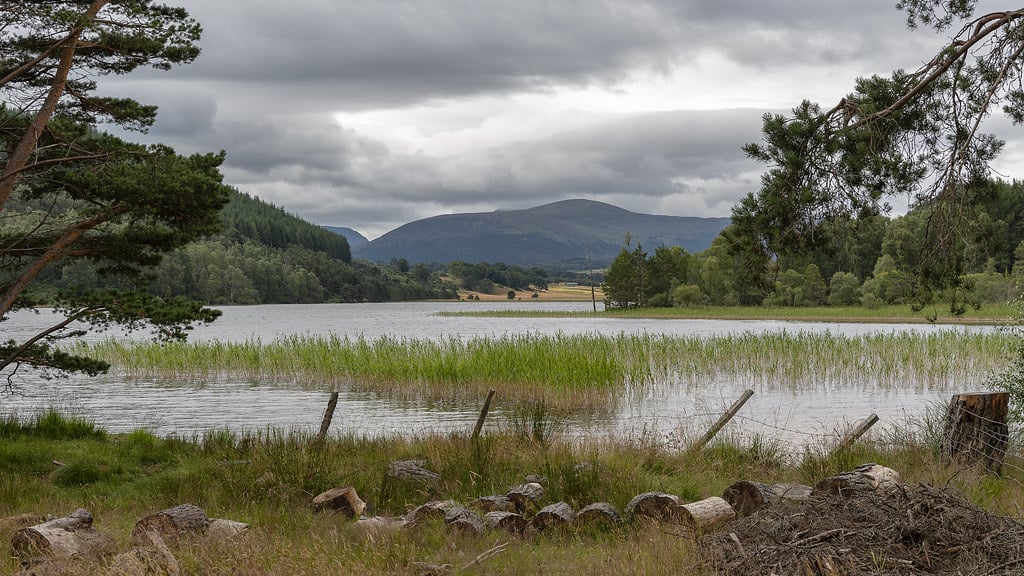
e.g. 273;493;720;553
443;506;485;535
404;500;456;526
11;508;115;561
387;460;443;485
813;463;902;497
482;511;527;533
205;518;249;542
942;391;1009;472
722;481;813;516
130;504;210;549
677;496;736;534
575;502;622;527
505;482;545;513
354;516;409;533
532;502;575;530
107;529;180;576
624;491;680;523
471;495;515;513
310;486;366;518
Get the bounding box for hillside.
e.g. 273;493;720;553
322;225;369;248
352;199;730;266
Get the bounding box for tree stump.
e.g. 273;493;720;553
505;482;544;513
444;507;485;535
11;508;115;561
722;481;813;516
575;502;622;527
624;492;680;523
310;486;366;518
942;391;1009;472
471;495;515;513
482;511;527;533
404;500;456;526
532;502;575;530
131;504;210;549
677;496;736;534
813;463;901;497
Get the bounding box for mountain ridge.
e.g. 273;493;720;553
351;199;729;267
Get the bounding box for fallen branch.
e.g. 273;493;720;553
460;541;509;571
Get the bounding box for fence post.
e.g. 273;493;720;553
833;413;879;454
472;389;496;441
314;391;340;445
690;389;754;451
942;391;1008;472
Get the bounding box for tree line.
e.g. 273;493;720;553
603;179;1024;310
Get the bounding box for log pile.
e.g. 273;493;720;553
8;504;247;576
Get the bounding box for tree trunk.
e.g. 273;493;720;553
471;495;515;513
532;502;575;529
310;486;366;519
131;504;210;549
404;500;456;526
444;507;484;535
722;481;813;516
813;463;901;497
505;482;544;513
11;508;115;561
942;391;1009;472
205;519;249;542
677;496;736;534
482;511;527;533
575;502;622;527
624;491;680;523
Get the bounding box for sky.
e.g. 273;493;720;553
102;0;1023;240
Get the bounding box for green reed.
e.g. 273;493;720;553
80;330;1013;412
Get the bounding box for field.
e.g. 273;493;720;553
4;411;1024;575
457;282;603;302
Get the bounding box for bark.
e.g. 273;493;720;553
482;511;527;533
205;519;249;542
443;507;485;535
11;508;115;561
404;500;456;526
624;491;680;523
677;496;736;534
310;486;366;519
130;504;210;549
575;502;622;527
471;495;515;513
813;463;902;497
722;481;813;516
942;391;1009;472
354;516;409;533
532;502;575;530
387;460;442;485
505;482;544;513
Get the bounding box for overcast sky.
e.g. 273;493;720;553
102;0;1022;240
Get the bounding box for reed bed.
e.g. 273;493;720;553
79;330;1014;413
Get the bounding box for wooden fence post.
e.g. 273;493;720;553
315;391;340;445
472;389;496;441
833;413;879;454
942;391;1008;472
690;389;754;451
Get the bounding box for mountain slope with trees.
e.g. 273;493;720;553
353;199;729;267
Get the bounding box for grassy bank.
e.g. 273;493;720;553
81;331;1014;412
440;303;1017;324
2;412;1022;575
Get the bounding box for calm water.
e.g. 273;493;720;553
0;302;999;449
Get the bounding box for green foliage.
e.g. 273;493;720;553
447;260;548;291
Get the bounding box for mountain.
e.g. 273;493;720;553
322;225;369;248
352;199;730;267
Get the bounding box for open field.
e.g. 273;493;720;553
457;282;603;302
3;412;1024;576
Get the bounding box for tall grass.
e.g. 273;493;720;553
79;330;1012;412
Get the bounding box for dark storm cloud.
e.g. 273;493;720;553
95;0;1019;239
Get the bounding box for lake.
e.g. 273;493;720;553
0;301;1002;450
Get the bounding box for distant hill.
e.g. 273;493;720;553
352;199;730;267
322;225;369;248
